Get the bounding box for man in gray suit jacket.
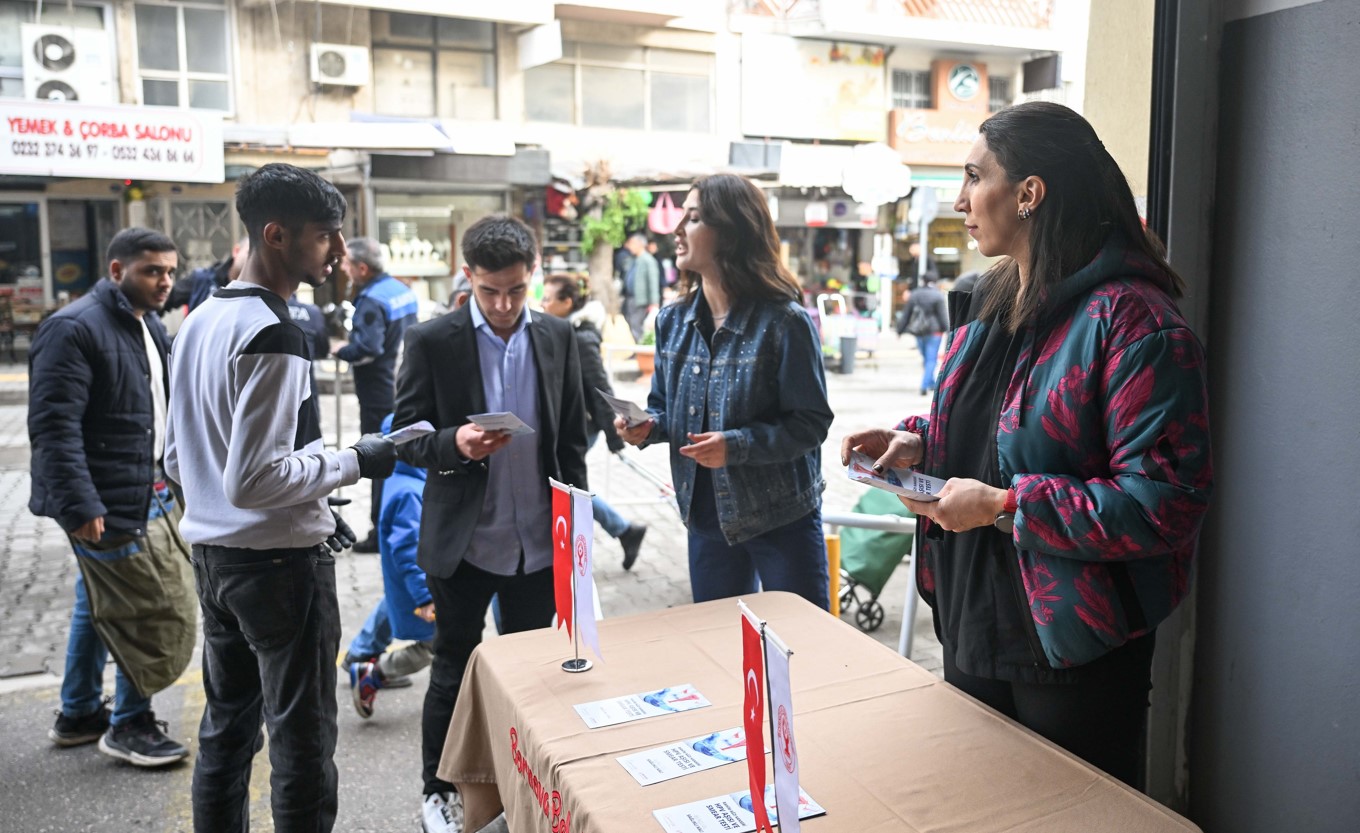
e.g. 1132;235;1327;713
393;215;588;833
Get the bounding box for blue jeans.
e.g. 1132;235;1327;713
347;600;392;659
60;572;151;726
917;333;942;392
587;430;630;538
686;470;830;610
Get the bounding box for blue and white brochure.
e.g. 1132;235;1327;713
652;785;826;833
573;684;711;729
618;727;753;786
846;450;944;501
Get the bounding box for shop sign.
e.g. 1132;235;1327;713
0;100;224;183
741;34;887;143
805;201;829;227
889;109;980;168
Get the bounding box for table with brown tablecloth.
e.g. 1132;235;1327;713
439;591;1200;833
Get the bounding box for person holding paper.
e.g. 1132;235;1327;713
616;174;833;610
541;274;648;569
393;215;589;833
840;103;1213;788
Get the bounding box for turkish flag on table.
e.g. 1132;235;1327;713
551;480;573;640
741;602;773;833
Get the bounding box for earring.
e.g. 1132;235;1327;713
1018;207;1032;220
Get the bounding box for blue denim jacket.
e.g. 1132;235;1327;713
644;290;832;543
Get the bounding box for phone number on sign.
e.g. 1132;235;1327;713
9;140;193;163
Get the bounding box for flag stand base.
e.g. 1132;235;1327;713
561;658;593;673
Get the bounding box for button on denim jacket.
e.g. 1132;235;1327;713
643;290;833;544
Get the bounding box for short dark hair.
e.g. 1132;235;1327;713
235;163;346;249
461;215;537;273
545;274;583;313
106;227;176;266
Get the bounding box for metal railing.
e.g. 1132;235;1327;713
823;511;920;660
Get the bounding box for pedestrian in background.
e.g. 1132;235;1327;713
620;231;661;341
393;215;589;833
348;413;436;720
896;272;949;395
336;237;419;552
616;174;834;610
29;227;195;768
166;163;396;832
541;274;648;569
842;102;1213;788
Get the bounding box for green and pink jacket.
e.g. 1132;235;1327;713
900;240;1213;668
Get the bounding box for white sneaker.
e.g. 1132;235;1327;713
422;791;464;833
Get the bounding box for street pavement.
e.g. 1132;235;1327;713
0;337;942;832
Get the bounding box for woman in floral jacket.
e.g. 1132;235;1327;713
842;102;1212;788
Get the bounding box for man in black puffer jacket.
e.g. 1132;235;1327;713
29;227;194;768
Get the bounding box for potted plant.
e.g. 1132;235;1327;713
636;328;656;377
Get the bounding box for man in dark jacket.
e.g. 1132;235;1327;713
163;236;248;314
337;237;419;550
29;227;191;767
896;273;949;396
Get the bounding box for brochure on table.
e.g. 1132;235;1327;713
653;786;826;833
574;684;711;729
846;450;945;501
619;727;754;786
466;411;535;436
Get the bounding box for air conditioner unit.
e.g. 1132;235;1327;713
21;23;115;104
310;43;370;87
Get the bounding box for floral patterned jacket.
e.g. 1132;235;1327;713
900;240;1213;668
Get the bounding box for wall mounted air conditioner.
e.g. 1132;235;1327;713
21;23;114;104
310;43;370;87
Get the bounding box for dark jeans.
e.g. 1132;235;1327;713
422;558;555;796
191;544;341;833
942;632;1155;789
686;469;830;611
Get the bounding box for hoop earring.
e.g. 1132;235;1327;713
1017;207;1032;220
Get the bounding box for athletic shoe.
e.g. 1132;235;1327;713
97;711;189;767
422;791;464;833
49;704;110;747
350;661;383;719
619;523;647;571
340;651;412;687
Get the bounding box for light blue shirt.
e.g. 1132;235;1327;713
465;300;552;575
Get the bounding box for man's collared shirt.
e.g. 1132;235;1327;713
466;300;552;575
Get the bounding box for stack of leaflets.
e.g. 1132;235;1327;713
845;450;945;501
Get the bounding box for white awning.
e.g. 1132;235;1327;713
287;122;452;152
778;143;853;189
311;0;552;26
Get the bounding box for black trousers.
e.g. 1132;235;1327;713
190;544;341;833
421;558;555;796
942;633;1155;789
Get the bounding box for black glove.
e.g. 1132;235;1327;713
326;508;356;552
351;433;397;479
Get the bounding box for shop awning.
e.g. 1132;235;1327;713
288;122;453;153
778;143;854;189
307;0;552;26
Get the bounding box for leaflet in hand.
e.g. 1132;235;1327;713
653;785;826;833
618;727;754;786
466;412;535;436
596;388;652;427
846;450;945;501
573;683;711;729
383;420;435;446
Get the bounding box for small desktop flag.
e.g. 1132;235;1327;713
550;480;574;639
740;601;773;833
765;627;799;833
570;485;602;660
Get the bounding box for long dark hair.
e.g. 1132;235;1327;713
679;174;800;305
976;102;1184;332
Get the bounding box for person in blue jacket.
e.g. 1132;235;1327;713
348;413;435;719
336;238;419;550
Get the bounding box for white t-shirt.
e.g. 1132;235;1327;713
141;316;166;463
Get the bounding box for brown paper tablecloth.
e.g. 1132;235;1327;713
439;591;1200;833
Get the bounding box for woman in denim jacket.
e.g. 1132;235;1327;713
617;174;833;609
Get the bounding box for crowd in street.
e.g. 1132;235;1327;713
27;102;1212;833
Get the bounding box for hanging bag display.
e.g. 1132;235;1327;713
648;192;685;235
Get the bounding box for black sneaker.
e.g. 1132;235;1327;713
340;652;412;688
98;711;189;767
619;523;647;571
49;705;110;747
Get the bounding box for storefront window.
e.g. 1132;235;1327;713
372;13;497;121
145;198;236;271
375;192;507;299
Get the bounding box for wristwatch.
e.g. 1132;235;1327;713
994;487;1018;534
